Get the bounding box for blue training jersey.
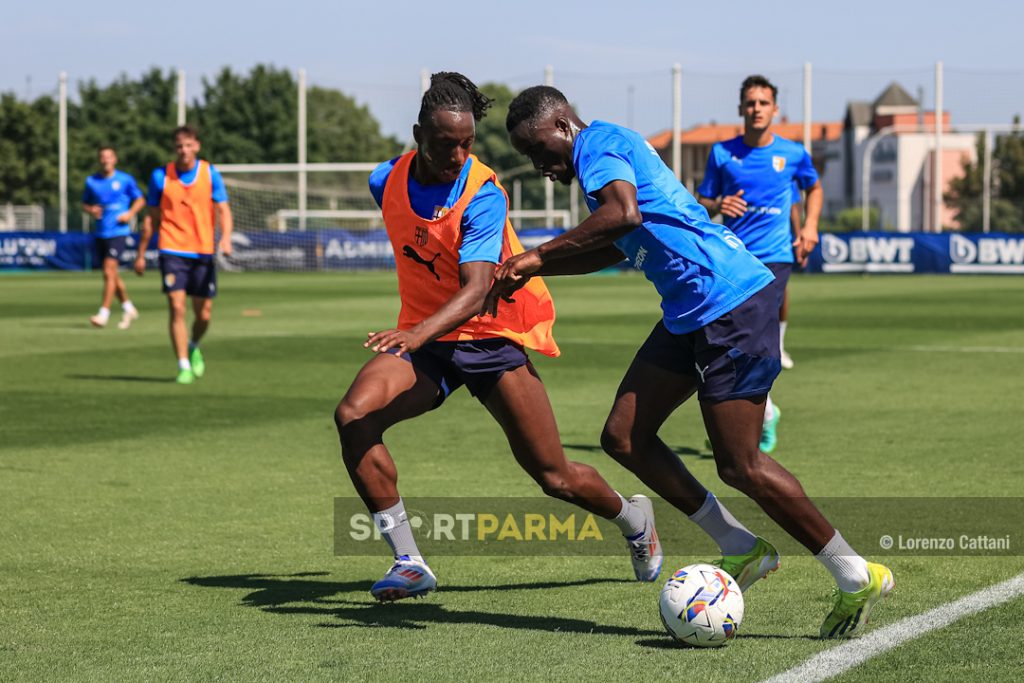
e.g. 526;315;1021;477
82;170;143;238
369;156;506;264
574;121;774;335
698;135;818;264
147;160;229;207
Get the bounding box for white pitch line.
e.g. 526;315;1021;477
760;571;1024;683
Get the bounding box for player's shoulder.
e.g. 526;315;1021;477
370;157;401;186
114;169;137;183
581;120;639;146
717;136;746;153
771;135;808;155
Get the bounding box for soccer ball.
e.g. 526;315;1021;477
659;563;744;647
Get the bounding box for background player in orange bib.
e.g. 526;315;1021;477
333;73;661;602
134;126;233;384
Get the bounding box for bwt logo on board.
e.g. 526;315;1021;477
949;234;1024;273
820;234;915;273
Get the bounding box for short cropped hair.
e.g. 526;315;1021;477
506;85;569;132
740;75;778;104
173;125;200;141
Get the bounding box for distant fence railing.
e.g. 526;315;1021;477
4;230;1024;275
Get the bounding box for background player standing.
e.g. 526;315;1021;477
697;75;822;452
134;126;233;384
82;146;144;329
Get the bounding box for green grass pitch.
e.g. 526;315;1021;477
2;271;1023;681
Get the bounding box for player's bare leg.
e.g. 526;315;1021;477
190;297;212;346
701;395;832;552
334;353;441;600
600;357;708;513
167;291;193;383
91;257;122;327
485;362;662;580
779;287;793;369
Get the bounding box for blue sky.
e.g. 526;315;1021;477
3;1;1016;142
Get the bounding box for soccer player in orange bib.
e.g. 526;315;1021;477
135;126;233;384
334;73;661;601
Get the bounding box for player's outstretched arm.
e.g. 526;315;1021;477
134;208;158;275
365;261;495;354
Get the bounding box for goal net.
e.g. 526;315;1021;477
216;163;574;271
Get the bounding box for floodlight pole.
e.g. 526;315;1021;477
298;68;308;231
176;69;186;126
802;62;812;155
59;71;68;233
672;63;682;181
933;61;943;233
982;128;992;234
544;65;555;226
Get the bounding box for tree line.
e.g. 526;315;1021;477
0;65;562;221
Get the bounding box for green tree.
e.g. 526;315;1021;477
0;93;58;206
947;123;1024;232
307;87;400;162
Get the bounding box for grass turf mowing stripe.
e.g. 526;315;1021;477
761;571;1024;683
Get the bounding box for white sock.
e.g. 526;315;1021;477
372;498;423;561
610;492;647;538
816;531;871;592
122;300;137;313
764;395;775;423
178;358;191;371
779;320;788;353
689;492;758;555
96;306;110;320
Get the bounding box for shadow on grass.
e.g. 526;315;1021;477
635;632;819;650
182;572;662;637
66;373;175;383
563;443;704;457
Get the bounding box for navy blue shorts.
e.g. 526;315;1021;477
396;338;529;406
95;236;128;265
764;262;792;309
159;254;217;298
635;283;782;402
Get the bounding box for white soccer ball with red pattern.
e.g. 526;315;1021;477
659;563;744;647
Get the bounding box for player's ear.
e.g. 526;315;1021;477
413;123;422;146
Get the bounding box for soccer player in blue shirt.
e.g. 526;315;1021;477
488;86;892;639
697;75;822;453
82;146;145;329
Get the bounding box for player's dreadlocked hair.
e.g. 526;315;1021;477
506;85;569;132
740;75;778;103
418;72;493;125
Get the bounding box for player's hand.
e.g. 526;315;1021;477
481;250;543;317
719;190;747;218
364;329;424;354
793;226;819;267
219;236;233;256
133;255;146;276
86;206;103;219
116;211;132;224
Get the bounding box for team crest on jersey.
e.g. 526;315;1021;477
112;180;121;190
772;156;786;172
414;226;429;246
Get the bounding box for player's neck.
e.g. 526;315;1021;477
102;169;116;178
175;158;197;173
743;129;774;148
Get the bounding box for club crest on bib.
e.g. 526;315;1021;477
772;156;786;172
414;226;429;247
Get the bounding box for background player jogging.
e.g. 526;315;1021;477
332;72;662;603
487;85;892;639
697;74;823;453
134;126;233;384
82;146;144;329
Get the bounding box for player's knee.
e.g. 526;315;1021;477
716;457;763;493
169;300;187;318
600;422;641;463
536;470;573;501
334;397;376;436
